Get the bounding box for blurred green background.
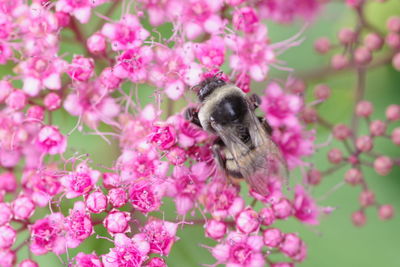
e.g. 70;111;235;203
3;1;400;266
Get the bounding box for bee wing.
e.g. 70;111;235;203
210;110;288;196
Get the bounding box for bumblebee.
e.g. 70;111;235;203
185;75;287;196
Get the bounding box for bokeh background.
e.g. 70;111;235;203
2;1;400;266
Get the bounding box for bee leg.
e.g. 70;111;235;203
258;116;273;135
184;107;202;128
212;140;226;170
249;94;261;110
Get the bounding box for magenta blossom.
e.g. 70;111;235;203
212;232;265;267
36;126;67;155
65;201;93;248
143;219;178;256
260;82;303;129
61;163;100;198
293;185;319;225
29;213;66;255
102;233;150;267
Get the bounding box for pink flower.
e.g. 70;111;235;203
232;7;260;33
143;219;178;255
172;115;208;148
149;124;177;150
129;181;161;214
102;233;150;267
29;213;66;255
15;56;65;96
293;185;319;225
74;252;103;267
114;46;153;83
202;181;244;219
67;55;95;82
260;83;303;128
273;127;315;169
36;126;67;155
212;232;265;267
227;26;275;81
195;37;225;68
101;15;149;51
176;0;224;40
169;162;210;214
65;201;93;248
56;0;95;23
257;0;320;23
61;163;100;198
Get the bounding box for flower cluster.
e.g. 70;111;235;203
0;0;398;266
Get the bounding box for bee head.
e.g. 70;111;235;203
194;75;227;102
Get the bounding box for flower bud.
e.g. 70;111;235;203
108;188;128;208
27;106;45;121
0;225;16;249
263;228;283;248
13;196;35;220
392;127;400;145
0;172;17;192
386;104;400;121
19;259;39;267
354;47;372;65
356;136;373;152
338;28;355;44
333;124;352;140
355;100;373;117
86;191;107;213
345;168;363;186
236;208;260;234
314;37;330;54
306;168;322;185
0;249;15;267
331;54;349;70
393;53;400;71
378;204;394;220
387;16;400;32
364;33;383;51
302;107;318;124
0;203;12;226
374;156;393;176
67;55;94;81
205;219;227;240
314;84;331;100
328;148;343;164
280;233;301;258
369;120;386;136
273;198;292;219
385;33;400;49
87;33;107;55
44;93;61;111
352;210;366;227
6;90;27;111
259;207;275;226
359;190;375;207
103;210;130;235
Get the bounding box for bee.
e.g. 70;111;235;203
184;75;287;196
